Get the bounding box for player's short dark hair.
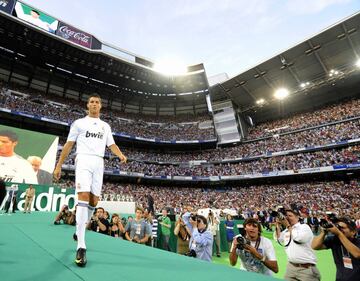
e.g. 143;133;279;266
31;9;40;15
0;130;18;142
87;94;102;103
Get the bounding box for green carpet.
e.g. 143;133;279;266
0;212;277;281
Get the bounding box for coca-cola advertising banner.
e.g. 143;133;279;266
56;22;92;48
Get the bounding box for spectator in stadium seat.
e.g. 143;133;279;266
27;156;53;185
125;207;151;244
312;217;360;281
0;130;38;184
87;207;110;235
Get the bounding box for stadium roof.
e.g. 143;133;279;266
0;8;209;116
210;11;360;124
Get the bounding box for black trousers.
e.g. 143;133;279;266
5;198;16;213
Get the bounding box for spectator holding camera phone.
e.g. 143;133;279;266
87;207;110;235
109;213;125;238
275;207;321;281
312;216;360;281
229;218;278;276
188;214;213;262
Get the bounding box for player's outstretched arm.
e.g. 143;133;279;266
53;141;75;181
109;144;127;163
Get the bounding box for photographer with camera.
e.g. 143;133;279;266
54;204;76;225
174;214;191;254
229;218;278;276
208;210;221;257
87;207;110;235
275;207;321;281
312;216;360;281
187;214;213;262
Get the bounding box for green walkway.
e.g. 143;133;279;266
0;212;277;281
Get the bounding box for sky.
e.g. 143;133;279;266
22;0;360;78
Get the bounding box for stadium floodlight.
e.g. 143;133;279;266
154;58;187;76
256;98;265;105
274;88;289;100
300;82;310;88
329;69;339;77
356;59;360;68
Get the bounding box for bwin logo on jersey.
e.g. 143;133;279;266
85;131;104;139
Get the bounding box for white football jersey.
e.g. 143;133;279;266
67;116;115;157
0;154;38;184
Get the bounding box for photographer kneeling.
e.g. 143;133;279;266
312;216;360;281
54;205;76;225
187;214;213;262
229;218;278;276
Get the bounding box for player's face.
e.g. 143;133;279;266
0;136;17;156
31;11;40;19
87;97;102;116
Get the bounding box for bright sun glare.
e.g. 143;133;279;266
153;58;187;76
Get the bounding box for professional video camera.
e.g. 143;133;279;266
320;212;339;229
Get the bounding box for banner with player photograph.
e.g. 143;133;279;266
0;124;59;185
14;1;58;34
56;21;92;49
0;0;16;14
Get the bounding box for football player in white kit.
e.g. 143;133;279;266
53;94;127;267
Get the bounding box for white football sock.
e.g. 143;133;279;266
76;200;89;250
87;205;95;223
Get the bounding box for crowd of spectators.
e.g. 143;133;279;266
248;98;360;139
120;119;360;162
0;83;215;140
101;145;360;177
56;180;359;220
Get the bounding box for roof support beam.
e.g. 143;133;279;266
255;67;275;91
308;40;328;73
342;23;359;58
233;78;257;102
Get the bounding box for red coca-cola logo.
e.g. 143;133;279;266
58;25;91;45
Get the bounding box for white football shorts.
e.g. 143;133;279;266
75;154;104;197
